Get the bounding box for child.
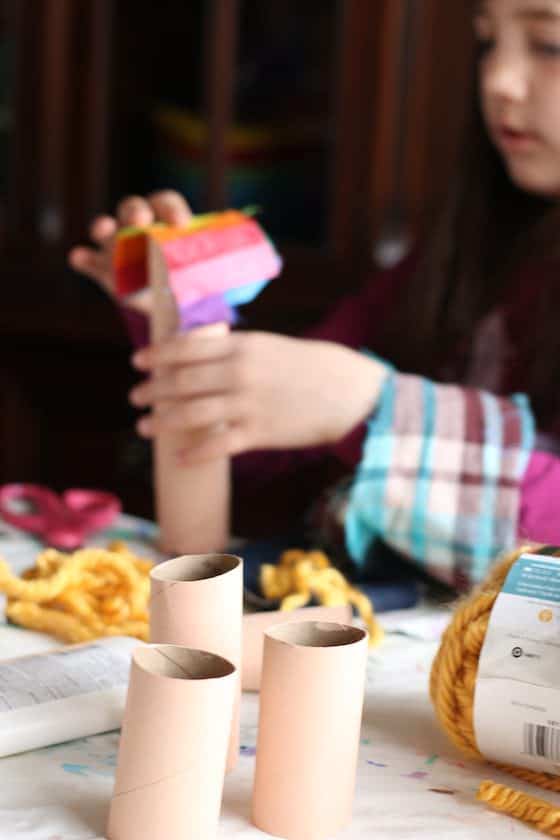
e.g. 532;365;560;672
70;0;560;591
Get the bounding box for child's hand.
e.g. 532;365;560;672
68;191;192;312
128;328;388;462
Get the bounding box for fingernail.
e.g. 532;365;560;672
69;248;84;265
132;351;147;369
128;388;141;405
195;322;229;338
137;417;153;436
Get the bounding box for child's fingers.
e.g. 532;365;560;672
129;360;232;405
90;215;117;245
124;289;153;315
68;247;113;293
132;326;232;370
115;191;191;229
147;190;193;226
116;196;155;227
136;394;241;437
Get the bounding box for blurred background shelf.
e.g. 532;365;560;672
0;0;473;514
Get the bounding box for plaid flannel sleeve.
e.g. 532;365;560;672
345;369;535;590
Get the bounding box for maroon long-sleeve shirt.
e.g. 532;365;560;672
121;252;560;544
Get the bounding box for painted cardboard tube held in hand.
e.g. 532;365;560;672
149;235;230;556
149;553;243;771
252;621;368;840
107;644;236;840
115;211;283;555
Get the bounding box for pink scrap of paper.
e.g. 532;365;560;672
162;218;264;268
167;241;282;306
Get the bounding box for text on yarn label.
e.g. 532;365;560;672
474;553;560;774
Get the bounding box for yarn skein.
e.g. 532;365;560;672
430;544;560;835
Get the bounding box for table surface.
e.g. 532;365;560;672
0;516;554;839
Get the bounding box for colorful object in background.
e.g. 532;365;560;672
260;549;384;646
153;106;326;243
113;209;282;329
0;484;121;550
0;541;153;643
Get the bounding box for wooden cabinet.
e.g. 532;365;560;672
0;0;473;512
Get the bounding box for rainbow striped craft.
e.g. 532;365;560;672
113;210;282;329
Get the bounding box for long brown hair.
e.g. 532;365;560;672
380;62;560;429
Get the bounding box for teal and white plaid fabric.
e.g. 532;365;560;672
345;369;535;590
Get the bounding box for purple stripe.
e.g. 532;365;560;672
179;295;234;330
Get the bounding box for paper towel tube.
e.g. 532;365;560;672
252;621;368;840
241;605;353;692
107;644;235;840
149;239;230;556
149;554;242;771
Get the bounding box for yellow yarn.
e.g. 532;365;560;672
478;782;560;835
0;541;153;643
431;544;560;835
260;549;384;646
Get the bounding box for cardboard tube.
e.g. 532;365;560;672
106;644;235;840
252;621;368;840
149;237;230;555
241;605;353;692
153;437;230;555
149;554;242;771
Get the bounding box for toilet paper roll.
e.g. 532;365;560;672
252;621;368;840
107;644;235;840
150;553;242;770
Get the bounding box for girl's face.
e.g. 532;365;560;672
476;0;560;196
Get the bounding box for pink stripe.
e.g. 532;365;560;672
168;242;282;305
162;219;266;269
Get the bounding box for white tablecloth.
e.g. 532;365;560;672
0;518;555;839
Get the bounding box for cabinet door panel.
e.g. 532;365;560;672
369;0;473;267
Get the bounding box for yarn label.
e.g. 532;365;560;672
0;637;136;712
474;553;560;774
